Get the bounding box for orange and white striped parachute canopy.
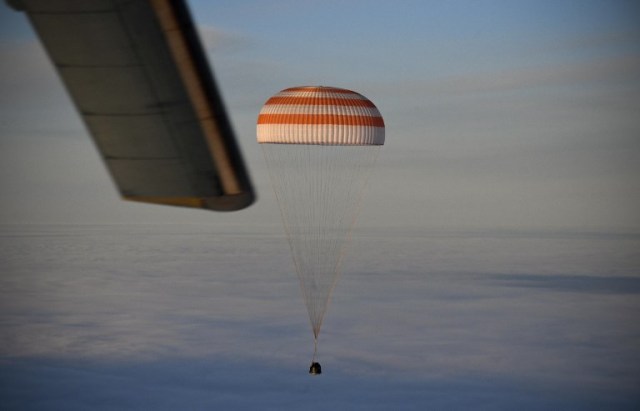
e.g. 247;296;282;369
257;86;385;145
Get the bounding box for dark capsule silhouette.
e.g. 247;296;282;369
309;362;322;375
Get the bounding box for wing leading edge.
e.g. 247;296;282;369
9;0;255;211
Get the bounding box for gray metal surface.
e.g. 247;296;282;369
10;0;254;211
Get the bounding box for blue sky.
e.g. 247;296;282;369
1;1;639;230
1;3;640;409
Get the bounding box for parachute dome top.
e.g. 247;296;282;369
257;86;385;145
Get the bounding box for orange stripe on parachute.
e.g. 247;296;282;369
257;114;384;127
265;96;376;107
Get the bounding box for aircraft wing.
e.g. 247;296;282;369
8;0;255;211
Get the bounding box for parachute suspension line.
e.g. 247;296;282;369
324;145;381;319
261;144;304;283
261;144;313;332
261;144;380;341
261;144;316;345
313;336;318;363
309;145;381;336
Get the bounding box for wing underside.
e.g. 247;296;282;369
10;0;254;211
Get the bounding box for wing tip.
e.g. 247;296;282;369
124;192;255;212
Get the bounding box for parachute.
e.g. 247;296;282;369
257;86;384;372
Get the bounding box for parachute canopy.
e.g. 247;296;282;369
257;86;384;145
257;86;384;365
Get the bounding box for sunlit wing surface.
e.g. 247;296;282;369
8;0;254;211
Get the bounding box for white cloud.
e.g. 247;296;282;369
1;226;639;409
434;55;640;95
197;25;253;54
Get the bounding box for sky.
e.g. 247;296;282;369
1;2;640;409
1;0;639;232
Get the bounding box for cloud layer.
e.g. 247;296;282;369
1;225;639;409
